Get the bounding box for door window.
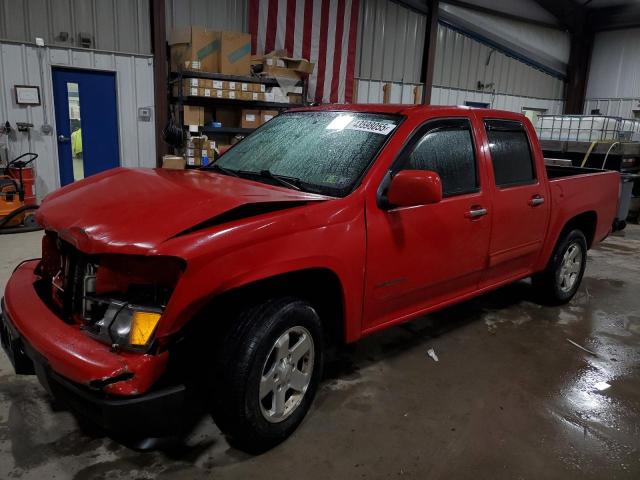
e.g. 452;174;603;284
402;119;478;197
484;120;535;187
66;82;84;181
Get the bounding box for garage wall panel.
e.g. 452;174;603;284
0;0;151;54
356;0;426;84
433;24;564;102
165;0;248;33
583;98;640;119
431;86;564;114
586;28;640;100
0;41;156;199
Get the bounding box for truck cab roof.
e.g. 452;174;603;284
290;103;526;120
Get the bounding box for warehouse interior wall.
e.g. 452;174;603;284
583;27;640;120
165;0;248;33
0;41;156;199
431;23;565;114
354;0;566;112
0;0;151;54
355;0;426;103
439;2;569;76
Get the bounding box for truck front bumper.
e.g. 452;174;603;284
0;260;189;436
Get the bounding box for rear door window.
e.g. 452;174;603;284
402;119;478;197
484;120;535;187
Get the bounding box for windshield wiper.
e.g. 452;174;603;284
235;169;302;191
259;170;302;190
206;163;239;177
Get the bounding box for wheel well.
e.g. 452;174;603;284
562;211;597;248
196;269;346;347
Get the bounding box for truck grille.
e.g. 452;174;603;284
48;239;94;323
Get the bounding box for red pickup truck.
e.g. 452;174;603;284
1;105;619;452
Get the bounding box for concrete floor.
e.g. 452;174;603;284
0;228;639;479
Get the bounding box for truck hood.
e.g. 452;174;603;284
37;167;332;255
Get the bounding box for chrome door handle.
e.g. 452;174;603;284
57;134;70;143
529;195;545;206
465;207;488;218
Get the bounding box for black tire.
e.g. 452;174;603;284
211;297;323;453
532;229;587;305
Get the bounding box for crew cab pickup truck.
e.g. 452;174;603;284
1;105;619;452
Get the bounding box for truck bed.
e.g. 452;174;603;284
542;165;620;255
546;164;609;179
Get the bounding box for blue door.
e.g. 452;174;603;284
52;68;120;186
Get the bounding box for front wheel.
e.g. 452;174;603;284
532;229;587;305
211;297;323;452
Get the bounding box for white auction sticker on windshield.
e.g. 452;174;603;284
347;119;396;135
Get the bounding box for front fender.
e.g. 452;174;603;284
155;201;367;343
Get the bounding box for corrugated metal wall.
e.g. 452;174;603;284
430;23;564;113
431;87;564;114
356;0;426;83
584;28;640;119
439;3;569;76
583;98;640;119
165;0;248;33
0;41;156;199
354;1;565;111
433;24;564;100
586;28;640;100
0;0;151;54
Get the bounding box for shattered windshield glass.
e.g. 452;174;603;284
211;111;401;196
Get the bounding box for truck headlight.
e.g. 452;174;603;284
87;300;162;352
110;306;162;349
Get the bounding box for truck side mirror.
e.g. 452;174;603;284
386;170;442;208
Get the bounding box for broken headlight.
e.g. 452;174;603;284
85;298;162;352
81;255;184;352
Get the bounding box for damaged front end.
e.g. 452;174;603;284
1;231;193;435
39;231;184;355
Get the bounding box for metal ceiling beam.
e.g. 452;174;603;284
150;0;168;165
443;0;561;30
534;1;592;114
589;4;640;31
421;0;440;104
532;0;581;31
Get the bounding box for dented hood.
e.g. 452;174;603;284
37;167;331;255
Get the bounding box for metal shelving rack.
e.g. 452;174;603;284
169;70;308;137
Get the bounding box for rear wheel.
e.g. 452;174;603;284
533;229;587;305
211;297;323;452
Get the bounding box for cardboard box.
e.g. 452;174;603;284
183;60;201;71
216;108;240;127
241;109;260;129
264;57;287;68
283;57;315;75
262;64;301;81
219;31;251;75
288;93;303;104
207;79;238;90
168;27;220;72
162;155;186;169
250;83;266;92
213;89;237;99
183;106;204;126
260;110;278;124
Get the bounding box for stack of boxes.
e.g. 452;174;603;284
185;136;217;167
240;110;279;129
253;51;315;82
166;28;314;169
176;78;268;101
168;28;252;76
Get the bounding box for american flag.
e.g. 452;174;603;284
249;0;360;104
